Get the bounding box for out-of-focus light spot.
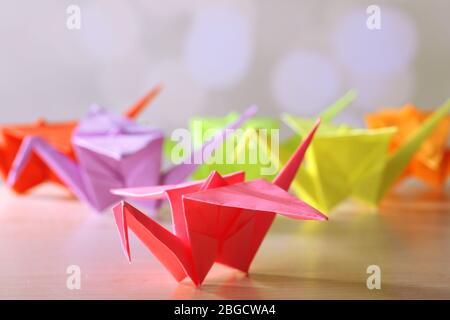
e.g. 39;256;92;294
272;50;341;116
143;60;207;129
332;6;418;76
137;0;196;19
184;5;254;90
349;68;415;111
78;1;141;62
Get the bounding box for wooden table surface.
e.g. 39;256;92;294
0;182;449;300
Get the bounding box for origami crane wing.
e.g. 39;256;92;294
113;172;246;242
7;136;90;204
0;121;77;193
182;178;327;282
113;172;247;284
311;129;396;209
112;176;325;286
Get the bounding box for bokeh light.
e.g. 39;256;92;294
349;68;415;111
184;5;255;90
332;6;418;76
78;1;141;62
272;50;341;115
96;51;153;110
137;0;196;19
143;60;208;129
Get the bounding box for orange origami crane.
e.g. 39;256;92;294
366;104;450;189
111;120;327;286
0;85;162;194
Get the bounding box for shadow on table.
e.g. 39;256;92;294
170;271;450;299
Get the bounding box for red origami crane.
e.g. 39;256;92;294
0;85;161;194
111;119;327;286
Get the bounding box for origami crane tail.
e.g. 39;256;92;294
273;119;320;191
319;90;357;123
123;84;162;119
6;136;90;204
380;99;450;197
161;105;258;185
113;201;199;284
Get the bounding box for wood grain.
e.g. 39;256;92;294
0;182;449;299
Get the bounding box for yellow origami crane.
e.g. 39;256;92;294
280;95;450;213
366;104;450;189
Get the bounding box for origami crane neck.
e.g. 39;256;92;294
280;90;356;137
319;90;357;123
87;85;161;121
35;118;47;127
124;84;162;118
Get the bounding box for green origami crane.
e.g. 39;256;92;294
280;94;450;213
164;110;281;181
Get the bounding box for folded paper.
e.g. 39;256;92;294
111;120;326;286
7;105;257;213
0;85;162;193
366;104;450;189
165;113;280;181
281;98;450;213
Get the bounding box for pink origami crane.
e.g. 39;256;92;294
7;104;257;213
112;119;327;286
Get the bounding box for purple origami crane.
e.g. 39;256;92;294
7;105;257;213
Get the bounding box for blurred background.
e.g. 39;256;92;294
0;0;449;131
